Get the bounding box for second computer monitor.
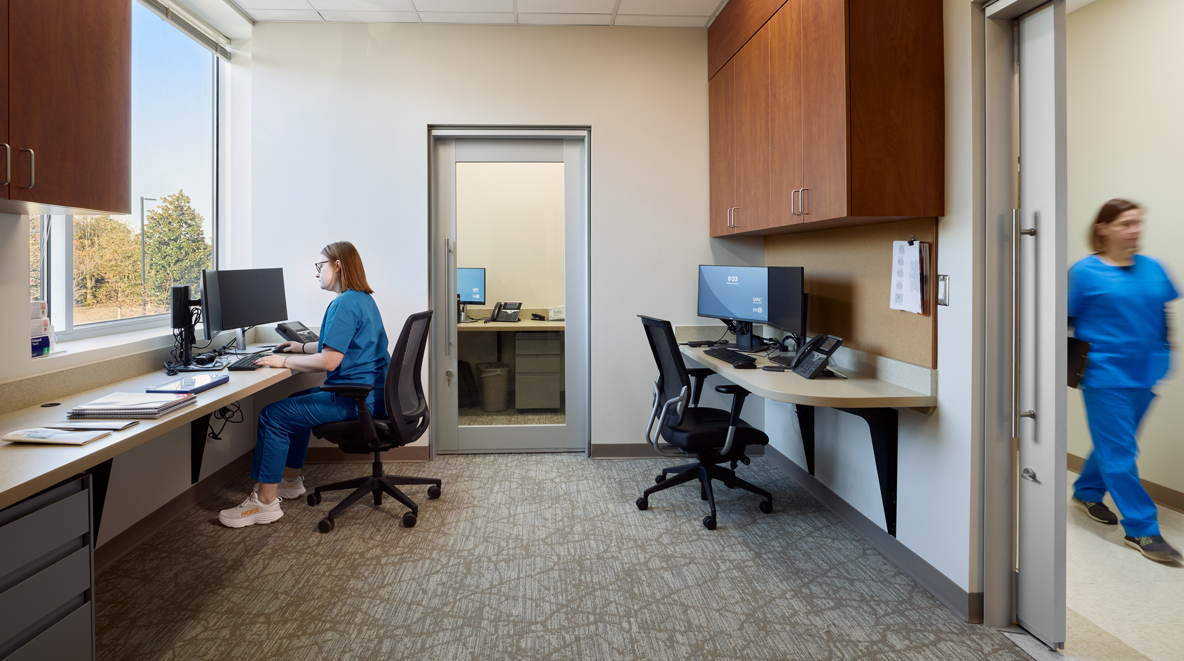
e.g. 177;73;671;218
457;268;486;306
200;268;288;341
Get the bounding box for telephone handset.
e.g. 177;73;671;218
791;334;844;379
486;301;522;323
276;321;319;344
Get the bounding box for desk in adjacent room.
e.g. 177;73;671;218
680;345;935;537
458;316;565;411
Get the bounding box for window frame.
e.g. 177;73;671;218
42;38;222;343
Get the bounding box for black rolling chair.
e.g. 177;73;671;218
307;310;441;533
636;315;772;530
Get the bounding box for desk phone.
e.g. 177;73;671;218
792;335;843;379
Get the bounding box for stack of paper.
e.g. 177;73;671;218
67;392;197;419
889;241;931;315
3;428;111;446
31;300;54;357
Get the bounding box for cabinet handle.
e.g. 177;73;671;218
732;207;740;227
19;149;34;189
800;188;808;215
1;144;9;186
791;189;800;216
727;207;732;227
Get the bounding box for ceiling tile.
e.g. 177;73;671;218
614;14;709;26
236;0;313;9
518;12;611;24
516;0;615;13
319;10;420;20
418;11;515;22
311;0;415;10
247;8;325;19
617;0;720;16
413;0;514;12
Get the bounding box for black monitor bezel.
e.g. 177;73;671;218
457;267;486;306
696;265;772;326
199;268;288;341
696;264;807;342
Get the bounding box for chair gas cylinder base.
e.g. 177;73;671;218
308;310;442;533
636;316;773;530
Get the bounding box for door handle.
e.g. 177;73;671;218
19;149;34;189
1011;209;1038;440
1;144;9;186
445;239;454;356
1021;468;1038;483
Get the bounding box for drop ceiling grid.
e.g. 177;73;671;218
230;0;730;27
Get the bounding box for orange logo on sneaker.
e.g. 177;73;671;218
242;508;259;516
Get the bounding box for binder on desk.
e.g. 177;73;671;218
147;373;229;395
67;392;197;419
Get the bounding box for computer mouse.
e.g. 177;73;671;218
732;361;757;369
194;353;216;366
271;345;287;353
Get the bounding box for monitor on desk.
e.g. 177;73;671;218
457;268;486;305
200;268;289;344
697;265;805;351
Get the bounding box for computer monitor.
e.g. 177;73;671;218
201;268;289;347
697;265;806;351
456;267;485;322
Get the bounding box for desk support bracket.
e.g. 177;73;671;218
87;459;114;541
795;405;899;537
191;413;213;485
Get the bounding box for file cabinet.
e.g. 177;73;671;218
515;332;563;410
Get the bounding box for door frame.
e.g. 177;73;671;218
981;0;1069;646
427;127;591;457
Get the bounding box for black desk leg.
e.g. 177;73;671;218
795;404;816;475
87;459;114;542
837;407;899;537
191;413;213;485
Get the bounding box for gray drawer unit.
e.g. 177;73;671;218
515;331;563;410
0;477;94;661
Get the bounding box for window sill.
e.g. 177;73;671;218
17;326;177;384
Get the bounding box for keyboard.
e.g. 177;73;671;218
228;352;267;371
702;347;756;364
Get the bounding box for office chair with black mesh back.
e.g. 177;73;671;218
307;310;441;533
636;315;772;530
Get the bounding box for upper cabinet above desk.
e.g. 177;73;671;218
0;0;131;216
709;0;945;238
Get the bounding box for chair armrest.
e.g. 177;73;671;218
687;368;713;407
714;384;748;396
714;384;750;455
320;383;374;401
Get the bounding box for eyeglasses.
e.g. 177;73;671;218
315;260;330;274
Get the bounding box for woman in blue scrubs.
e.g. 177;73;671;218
219;241;389;528
1069;199;1181;563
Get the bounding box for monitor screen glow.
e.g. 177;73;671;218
697;265;769;324
457;268;486;306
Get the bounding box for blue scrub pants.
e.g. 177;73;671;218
250;387;381;484
1074;387;1159;537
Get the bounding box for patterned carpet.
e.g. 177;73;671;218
94;455;1028;661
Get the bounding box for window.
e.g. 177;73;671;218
32;1;220;340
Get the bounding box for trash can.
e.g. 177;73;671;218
474;362;511;412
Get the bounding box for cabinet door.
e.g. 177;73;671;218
10;0;131;214
801;0;848;222
709;59;737;237
767;0;803;229
732;27;772;233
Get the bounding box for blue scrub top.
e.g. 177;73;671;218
318;290;389;392
1068;254;1178;388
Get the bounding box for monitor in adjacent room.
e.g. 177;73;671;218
457;267;486;306
201;268;288;346
697;265;805;351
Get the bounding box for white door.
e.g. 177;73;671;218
1015;1;1069;649
429;130;589;454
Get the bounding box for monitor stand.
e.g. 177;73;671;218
725;321;762;352
459;302;470;323
235;327;249;352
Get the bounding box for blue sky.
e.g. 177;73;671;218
122;2;215;240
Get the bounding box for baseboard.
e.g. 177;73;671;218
590;443;766;459
95;449;254;574
1068;453;1184;514
305;445;429;463
764;446;982;623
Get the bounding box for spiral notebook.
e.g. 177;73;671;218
67;392;197;419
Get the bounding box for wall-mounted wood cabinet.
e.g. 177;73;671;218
0;0;131;217
709;0;945;238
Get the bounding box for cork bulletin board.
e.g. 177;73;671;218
764;218;938;368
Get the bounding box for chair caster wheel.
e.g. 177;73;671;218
636;497;648;511
655;474;666;484
402;511;417;528
760;500;773;514
702;515;716;530
318;518;334;534
307;492;322;506
427;485;441;499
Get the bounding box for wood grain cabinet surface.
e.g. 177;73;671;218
709;0;945;237
1;0;131;216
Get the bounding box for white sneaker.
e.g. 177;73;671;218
218;492;284;528
253;476;306;500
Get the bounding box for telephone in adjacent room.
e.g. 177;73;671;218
791;334;844;379
276;321;319;344
485;302;522;323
